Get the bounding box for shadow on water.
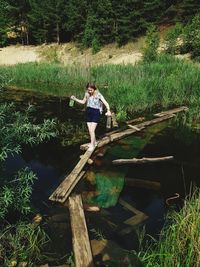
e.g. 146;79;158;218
1;87;200;264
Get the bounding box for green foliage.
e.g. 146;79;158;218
92;36;101;54
164;14;200;61
143;25;160;62
0;103;57;219
138;189;200;266
165;23;183;54
2;0;199;46
0;221;49;266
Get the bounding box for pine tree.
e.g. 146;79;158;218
179;0;200;22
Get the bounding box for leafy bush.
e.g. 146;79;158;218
0;103;57;219
143;25;160;62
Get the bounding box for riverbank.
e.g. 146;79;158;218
1;54;200;124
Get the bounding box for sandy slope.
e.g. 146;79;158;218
0;45;40;65
0;42;143;66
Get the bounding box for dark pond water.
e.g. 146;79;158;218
1;87;200;263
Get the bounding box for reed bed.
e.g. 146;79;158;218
139;189;200;267
1;54;200;120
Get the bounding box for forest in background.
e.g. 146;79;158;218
0;0;200;47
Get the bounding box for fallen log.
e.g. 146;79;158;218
124;213;149;226
154;106;188;117
68;194;94;267
80;114;175;151
112;156;174;165
125;178;160;191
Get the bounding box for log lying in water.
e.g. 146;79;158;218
80;114;175;151
119;198;148;226
154;106;188;117
125;178;161;191
112;156;174;165
68;194;94;267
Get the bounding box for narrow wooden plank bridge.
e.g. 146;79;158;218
49;106;188;267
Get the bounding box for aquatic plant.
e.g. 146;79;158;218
138;188;200;266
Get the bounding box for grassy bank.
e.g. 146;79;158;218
1;54;200;120
139;189;200;267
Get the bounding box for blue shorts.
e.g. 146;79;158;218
86;107;101;123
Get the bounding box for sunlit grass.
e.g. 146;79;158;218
1;54;200;121
138;189;200;267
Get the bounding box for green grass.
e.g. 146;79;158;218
138;189;200;267
1;54;200;121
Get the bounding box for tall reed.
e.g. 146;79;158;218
1;54;200;120
139;189;200;267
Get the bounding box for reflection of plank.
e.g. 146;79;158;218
124;213;148;226
154;106;188;117
112;156;174;165
49;149;94;203
119;198;141;215
80;114;175;151
68;194;94;267
125;178;160;191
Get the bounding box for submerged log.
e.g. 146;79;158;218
119;198;148;226
154;106;188;117
112;156;174;165
124;213;149;226
68;194;94;267
80;114;175;151
125;178;160;191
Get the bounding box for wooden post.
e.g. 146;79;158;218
154;106;188;117
68;194;94;267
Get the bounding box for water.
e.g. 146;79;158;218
1;87;200;263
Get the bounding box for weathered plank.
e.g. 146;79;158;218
125;178;160;191
68;194;94;267
111;112;119;128
124;213;149;226
49;149;94;203
80;114;175;151
112;156;174;165
119;198;141;215
126;116;145;124
154;106;188;117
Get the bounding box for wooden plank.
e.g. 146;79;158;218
112;156;174;165
80;114;175;151
125;178;160;191
124;213;148;226
119;198;141;215
111;112;118;128
68;194;94;267
49;149;95;203
154;106;188;117
126;116;145;124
